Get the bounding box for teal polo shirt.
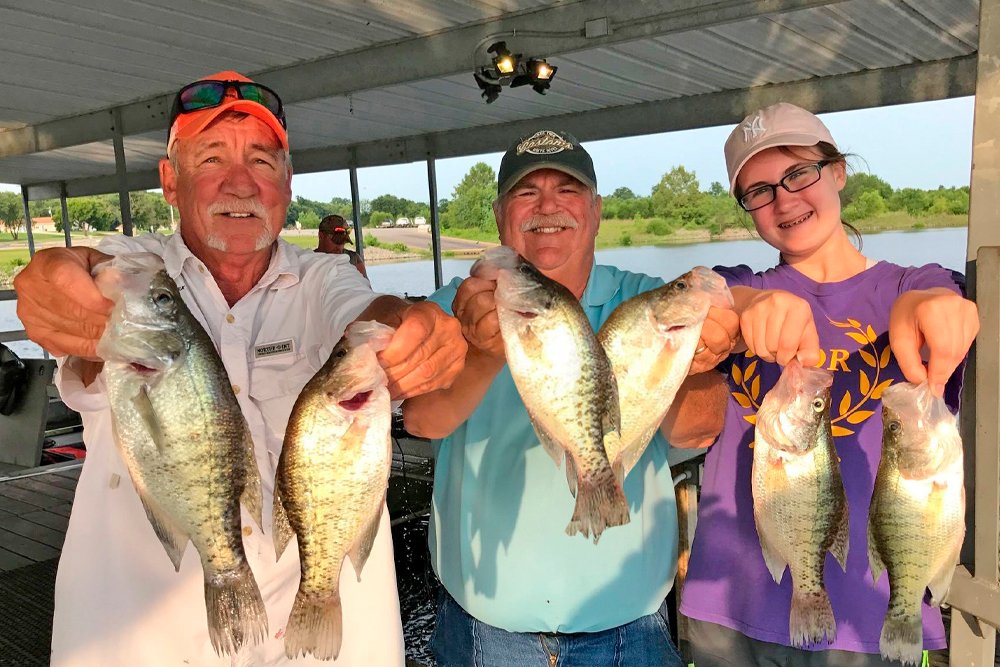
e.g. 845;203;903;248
426;263;679;633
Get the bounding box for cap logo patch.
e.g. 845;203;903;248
742;114;766;142
517;130;574;155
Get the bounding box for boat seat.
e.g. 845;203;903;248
0;355;57;468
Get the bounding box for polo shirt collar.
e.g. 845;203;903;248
580;262;619;308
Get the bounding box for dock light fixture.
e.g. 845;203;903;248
488;41;519;75
474;45;559;103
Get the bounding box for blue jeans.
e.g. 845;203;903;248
430;589;685;667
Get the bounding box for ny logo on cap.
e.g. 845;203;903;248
742;114;766;142
517;130;574;155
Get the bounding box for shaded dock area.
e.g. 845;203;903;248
0;435;436;667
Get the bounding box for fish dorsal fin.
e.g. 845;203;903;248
272;475;294;561
866;500;886;585
349;496;386;581
135;486;189;571
240;423;263;532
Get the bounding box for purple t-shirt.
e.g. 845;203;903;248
679;260;964;654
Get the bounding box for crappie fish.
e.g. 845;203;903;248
472;245;628;543
273;320;395;660
752;359;849;647
93;253;266;656
868;382;965;666
598;266;732;476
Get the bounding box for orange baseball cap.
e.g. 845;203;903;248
166;70;288;154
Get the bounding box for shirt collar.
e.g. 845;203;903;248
161;233;300;289
580;262;619;308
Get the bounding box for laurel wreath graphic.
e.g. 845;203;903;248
732;317;894;438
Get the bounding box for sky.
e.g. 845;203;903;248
0;96;976;205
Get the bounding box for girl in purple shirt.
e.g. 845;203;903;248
679;103;979;666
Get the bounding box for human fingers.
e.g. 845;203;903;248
921;298;979;397
452;277;496;326
13;248;114;357
889;319;928;388
689;308;739;374
379;302;466;397
773;304;816;367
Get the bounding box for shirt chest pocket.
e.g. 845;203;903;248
249;352;322;448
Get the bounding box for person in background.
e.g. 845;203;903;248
13;70;466;667
403;129;740;667
679;102;979;666
318;213;368;278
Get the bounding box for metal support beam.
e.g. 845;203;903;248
427;158;443;291
112;109;133;236
349;167;364;262
43;55;974;202
59;184;72;248
0;0;848;161
20;187;35;257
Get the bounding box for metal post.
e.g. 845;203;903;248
427;157;443;290
20;187;35;257
349;166;365;261
111;108;133;236
59;183;72;247
950;0;1000;662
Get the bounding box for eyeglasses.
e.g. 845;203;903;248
738;160;833;212
169;80;287;129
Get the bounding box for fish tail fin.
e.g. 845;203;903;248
565;466;630;544
204;562;267;656
788;587;836;647
879;614;924;666
283;590;344;661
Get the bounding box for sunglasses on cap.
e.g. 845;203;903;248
169;80;287;129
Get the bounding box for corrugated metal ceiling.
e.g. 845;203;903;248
0;0;981;198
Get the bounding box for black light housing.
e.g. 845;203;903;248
474;48;558;103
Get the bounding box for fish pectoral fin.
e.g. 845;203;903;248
349;499;386;581
132;385;165;452
136;488;189;571
272;481;294;561
240;427;263;531
829;500;850;572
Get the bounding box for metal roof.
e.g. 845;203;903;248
0;0;981;199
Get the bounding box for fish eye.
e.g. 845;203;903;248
151;289;173;307
811;398;825;412
675;280;688;290
334;347;348;358
888;420;901;433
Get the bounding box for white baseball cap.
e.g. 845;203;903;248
724;102;837;195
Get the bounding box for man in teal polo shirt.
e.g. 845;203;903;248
404;130;738;666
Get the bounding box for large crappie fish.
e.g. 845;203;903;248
472;245;629;543
868;382;965;666
93;252;266;656
752;359;849;647
598;266;732;476
273;320;395;660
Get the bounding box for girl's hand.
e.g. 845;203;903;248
733;287;821;367
890;288;979;397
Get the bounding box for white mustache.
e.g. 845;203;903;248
520;213;578;232
207;200;267;219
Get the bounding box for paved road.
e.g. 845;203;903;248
364;227;497;253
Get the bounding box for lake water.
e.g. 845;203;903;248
0;227;969;359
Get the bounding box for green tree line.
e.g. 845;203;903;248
2;165;969;241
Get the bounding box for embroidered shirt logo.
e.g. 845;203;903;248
254;339;294;359
517;130;574;155
742;114;766;142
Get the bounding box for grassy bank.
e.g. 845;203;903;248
0;214;967;289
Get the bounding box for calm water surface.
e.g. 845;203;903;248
0;227;969;358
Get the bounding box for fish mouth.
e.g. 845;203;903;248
777;211;812;230
338;390;372;411
129;362;160;375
